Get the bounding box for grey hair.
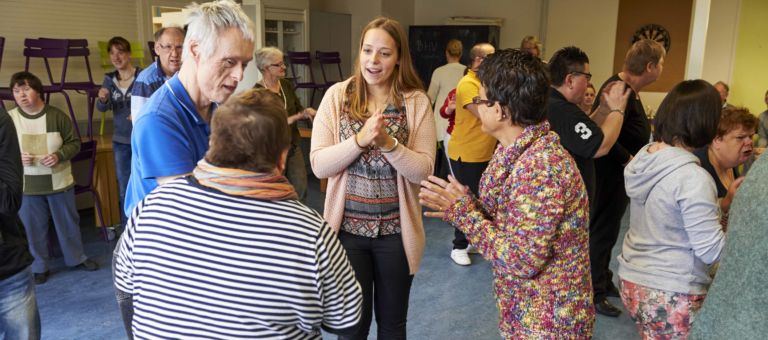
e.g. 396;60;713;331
183;0;255;62
254;47;283;73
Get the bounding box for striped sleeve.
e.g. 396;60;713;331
113;198;143;293
315;222;362;334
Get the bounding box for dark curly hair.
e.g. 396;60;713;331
476;48;550;126
547;46;589;87
653;79;721;148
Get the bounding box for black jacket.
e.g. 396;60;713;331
0;108;33;279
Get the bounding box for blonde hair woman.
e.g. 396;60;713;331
310;16;435;339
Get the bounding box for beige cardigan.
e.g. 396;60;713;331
310;79;436;274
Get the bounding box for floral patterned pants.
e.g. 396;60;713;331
619;279;705;340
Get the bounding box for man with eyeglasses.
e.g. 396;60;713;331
130;26;185;121
445;42;495;266
589;39;665;317
546;46;628;212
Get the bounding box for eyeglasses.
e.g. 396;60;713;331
269;62;286;68
472;96;495;107
570;71;592;81
157;43;183;53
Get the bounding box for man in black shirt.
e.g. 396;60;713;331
590;39;665;317
546;46;628;205
0;108;41;339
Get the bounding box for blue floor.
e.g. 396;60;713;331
35;177;640;339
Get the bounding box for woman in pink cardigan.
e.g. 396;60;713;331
310;17;435;339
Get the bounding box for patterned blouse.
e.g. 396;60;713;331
445;121;594;339
340;86;409;238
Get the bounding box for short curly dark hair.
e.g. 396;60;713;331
476;48;550;126
653;79;721;148
547;46;589;87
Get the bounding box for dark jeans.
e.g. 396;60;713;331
590;161;627;301
338;232;413;340
112;235;134;339
448;158;489;249
285;143;307;201
113;142;132;227
0;267;41;340
433;141;449;179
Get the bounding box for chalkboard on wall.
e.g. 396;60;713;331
409;25;500;89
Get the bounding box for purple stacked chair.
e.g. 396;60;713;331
316;51;344;88
37;38;101;139
286;51;328;107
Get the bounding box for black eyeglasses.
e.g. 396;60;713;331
472;96;495;107
269;62;286;68
571;71;592;81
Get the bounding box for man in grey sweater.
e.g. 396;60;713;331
690;154;768;339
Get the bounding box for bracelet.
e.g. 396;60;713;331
380;137;399;153
609;108;624;115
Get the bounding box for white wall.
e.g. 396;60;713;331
310;0;382;66
544;0;619;90
701;0;740;86
414;0;544;50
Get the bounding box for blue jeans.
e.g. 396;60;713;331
113;142;132;226
0;267;41;340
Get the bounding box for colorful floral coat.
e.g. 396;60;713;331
446;121;594;339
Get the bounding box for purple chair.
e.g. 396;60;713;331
0;36;13;110
316;51;344;88
71;140;110;242
38;38;101;139
286;51;327;107
23;38;82;138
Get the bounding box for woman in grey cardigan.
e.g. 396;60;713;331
618;80;725;339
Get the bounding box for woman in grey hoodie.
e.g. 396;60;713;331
618;80;725;339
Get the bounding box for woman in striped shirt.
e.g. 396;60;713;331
113;88;362;339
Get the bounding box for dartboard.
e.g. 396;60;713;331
632;24;671;52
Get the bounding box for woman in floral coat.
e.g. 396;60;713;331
420;48;600;339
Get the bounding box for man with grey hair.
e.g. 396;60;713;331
131;26;185;120
124;0;254;218
118;1;255;336
714;81;735;109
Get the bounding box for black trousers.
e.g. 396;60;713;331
338;232;413;340
589;160;628;302
448;158;489;250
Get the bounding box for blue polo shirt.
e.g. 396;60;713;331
124;75;212;216
130;60;170;121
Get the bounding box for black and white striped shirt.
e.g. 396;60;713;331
114;177;362;339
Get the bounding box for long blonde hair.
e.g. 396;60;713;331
348;17;424;121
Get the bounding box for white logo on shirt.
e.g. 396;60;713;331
575;122;592;140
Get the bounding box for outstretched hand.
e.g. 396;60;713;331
419;175;469;218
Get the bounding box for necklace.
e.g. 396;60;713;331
261;79;287;110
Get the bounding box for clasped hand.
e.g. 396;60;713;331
22;152;59;167
419;175;469;218
356;112;392;148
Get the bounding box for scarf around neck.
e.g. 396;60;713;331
193;159;298;201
